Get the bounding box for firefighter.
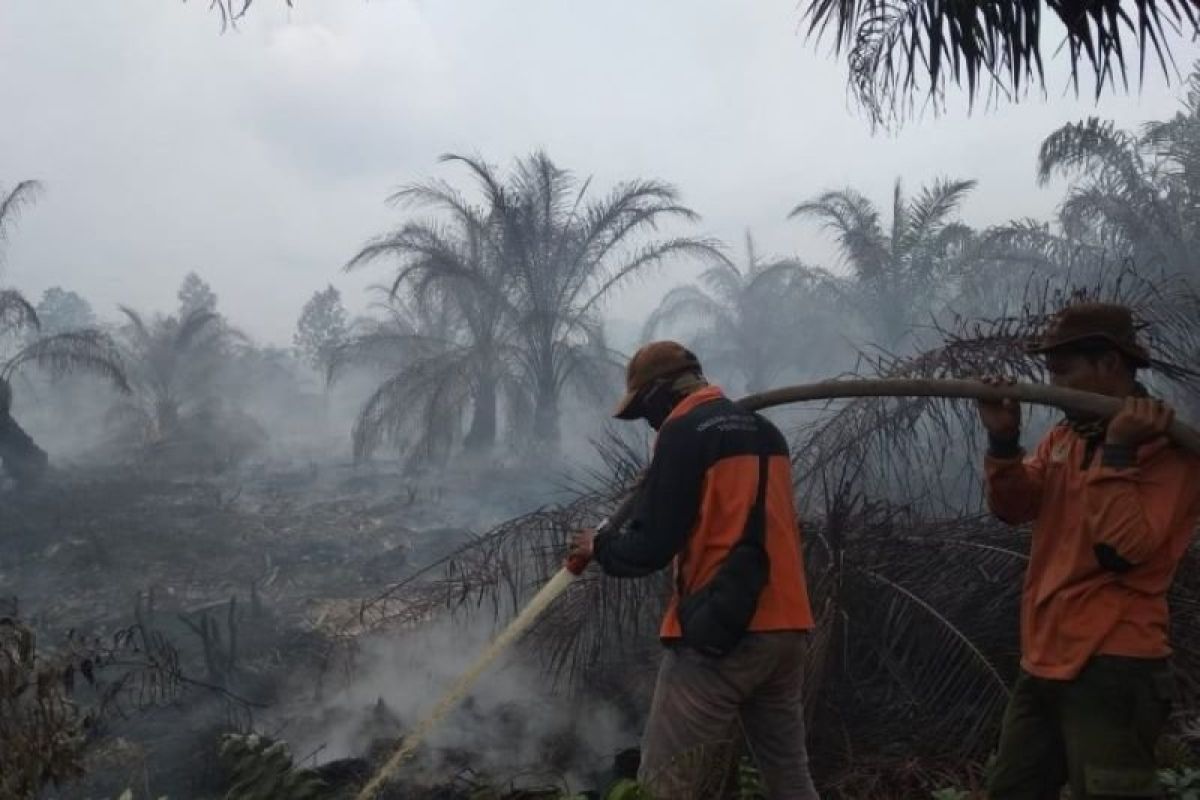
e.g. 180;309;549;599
568;341;820;800
979;303;1200;799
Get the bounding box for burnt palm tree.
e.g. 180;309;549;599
0;181;127;486
326;289;518;466
451;152;720;445
790;177;976;350
109;307;228;448
347;172;517;457
643;231;846;392
803;0;1200;126
351;151;720;451
1037;63;1200;280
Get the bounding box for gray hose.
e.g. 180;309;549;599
597;378;1200;534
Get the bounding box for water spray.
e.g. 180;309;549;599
354;378;1200;798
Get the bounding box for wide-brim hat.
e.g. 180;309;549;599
1025;302;1150;367
613;341;701;420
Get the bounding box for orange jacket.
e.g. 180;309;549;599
593;386;814;639
986;423;1200;679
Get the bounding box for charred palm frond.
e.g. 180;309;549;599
802;0;1200;126
1;606;193;799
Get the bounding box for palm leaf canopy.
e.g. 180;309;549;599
803;0;1200;125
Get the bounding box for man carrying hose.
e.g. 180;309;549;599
979;303;1200;799
568;341;820;800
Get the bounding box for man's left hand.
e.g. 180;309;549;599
566;529;596;575
1107;396;1175;447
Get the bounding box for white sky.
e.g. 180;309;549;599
1;0;1196;345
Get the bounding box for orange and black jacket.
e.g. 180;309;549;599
593;386;814;638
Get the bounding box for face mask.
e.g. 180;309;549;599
638;380;676;431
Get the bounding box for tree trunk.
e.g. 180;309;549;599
532;383;560;447
463;378;498;454
0;411;49;486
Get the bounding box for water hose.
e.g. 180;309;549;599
355;378;1200;798
594;378;1200;535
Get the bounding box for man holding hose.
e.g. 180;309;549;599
979;302;1200;799
568;341;820;800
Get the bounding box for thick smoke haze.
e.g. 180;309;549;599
1;1;1195;346
6;5;1200;799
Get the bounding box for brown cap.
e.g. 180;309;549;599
1026;302;1150;367
613;341;701;420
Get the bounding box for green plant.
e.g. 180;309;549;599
1161;767;1200;800
930;789;971;800
735;756;767;800
218;733;327;800
603;779;649;800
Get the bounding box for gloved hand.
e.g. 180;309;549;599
565;528;596;575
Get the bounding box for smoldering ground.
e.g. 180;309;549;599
277;617;638;792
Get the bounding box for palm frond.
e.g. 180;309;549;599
0;289;39;336
174;309;222;351
802;0;1200;126
2;330;129;393
575;238;727;323
1037;117;1147;188
640;285;727;342
790;189;890;279
117;306;151;345
0;180;42;244
350;351;473;462
902;178;977;252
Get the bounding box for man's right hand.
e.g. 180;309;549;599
977;376;1021;441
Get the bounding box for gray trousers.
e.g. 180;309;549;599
638;631;821;800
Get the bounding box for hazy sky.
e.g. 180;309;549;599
1;1;1197;345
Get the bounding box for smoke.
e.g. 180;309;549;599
282;616;639;790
